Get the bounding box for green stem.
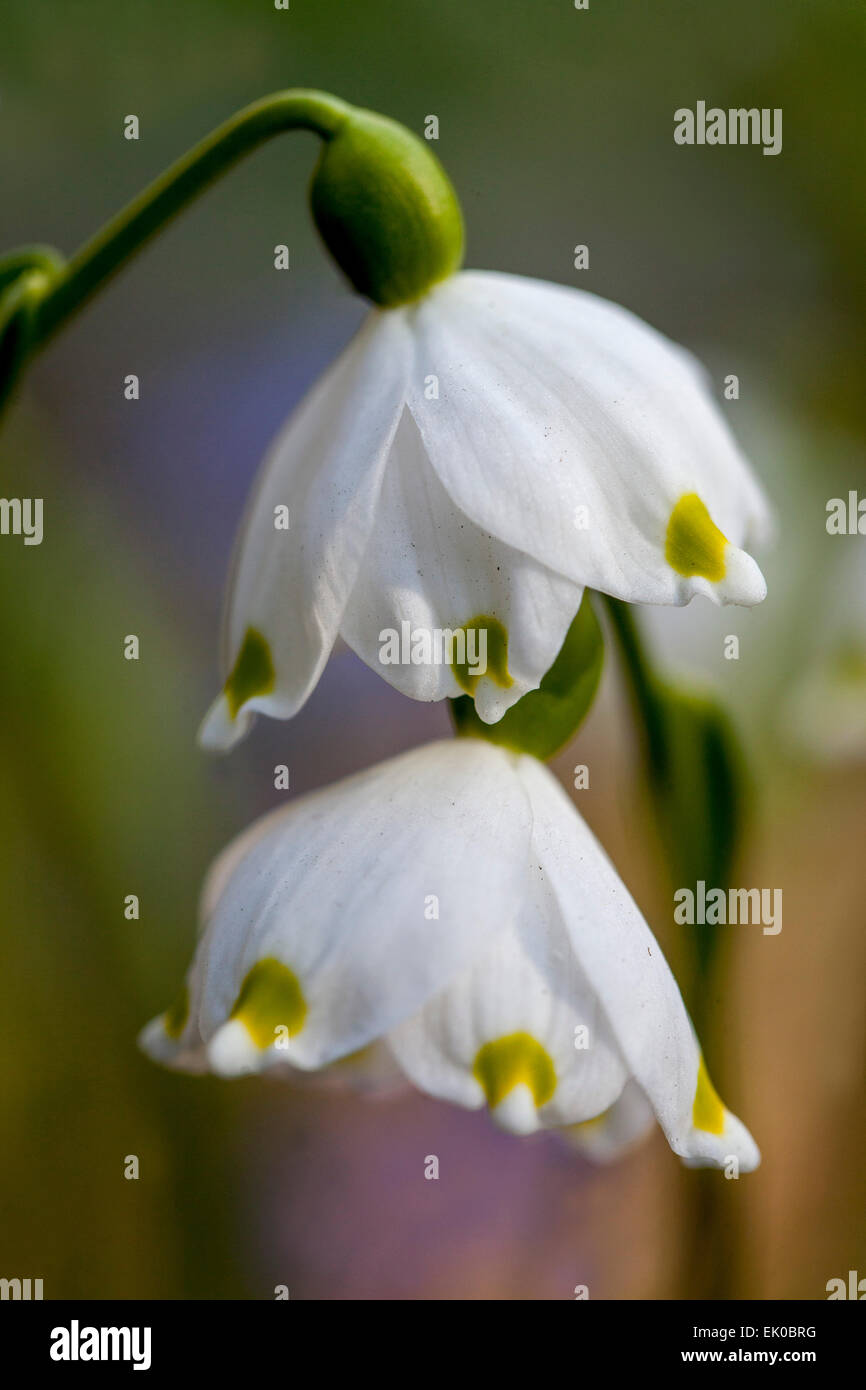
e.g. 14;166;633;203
0;245;67;297
30;89;350;349
602;596;665;776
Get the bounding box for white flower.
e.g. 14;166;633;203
782;543;866;763
140;738;760;1171
562;1080;656;1165
200;271;771;750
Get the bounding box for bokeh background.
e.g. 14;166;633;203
1;0;864;1299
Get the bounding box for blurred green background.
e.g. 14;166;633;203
1;0;864;1298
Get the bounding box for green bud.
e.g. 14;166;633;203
450;594;605;762
309;105;464;307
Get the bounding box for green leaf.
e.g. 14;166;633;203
649;683;747;969
450;592;604;760
603;597;749;985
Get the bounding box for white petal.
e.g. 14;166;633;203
208;1018;260;1077
314;1042;408;1097
138;1007;208;1074
140;740;533;1075
516;756;760;1171
782;543;866;762
561;1079;655;1164
783;658;866;763
199;309;412;751
137;974;208;1074
407;271;770;609
340;410;582;722
387;874;628;1135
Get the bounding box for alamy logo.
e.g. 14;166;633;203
50;1320;152;1371
826;1270;866;1299
0;497;43;545
674;881;782;935
826;491;866;535
379;621;487;676
0;1276;43;1299
674;102;782;156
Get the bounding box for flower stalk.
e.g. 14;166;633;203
0;89;464;415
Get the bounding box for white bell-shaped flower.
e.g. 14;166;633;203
140;739;760;1171
200;271;771;751
782;542;866;762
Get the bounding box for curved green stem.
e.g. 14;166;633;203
29;89;350;349
0;245;67;297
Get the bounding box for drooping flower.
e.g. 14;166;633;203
782;542;866;762
140;739;759;1171
201;271;770;750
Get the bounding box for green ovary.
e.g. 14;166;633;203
229;958;307;1050
224;627;275;719
473;1032;556;1111
310;106;464;307
453;615;513;696
665;494;728;582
